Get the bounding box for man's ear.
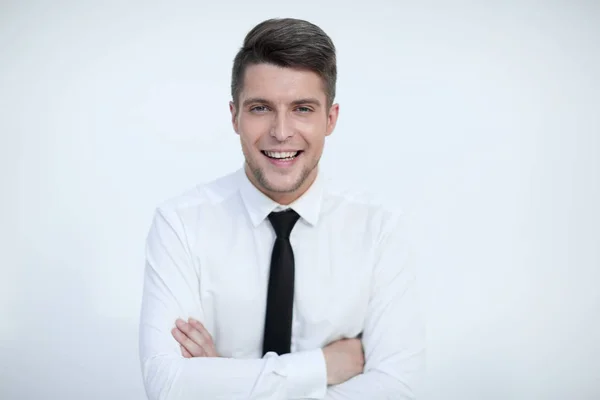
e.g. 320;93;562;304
229;101;239;134
325;103;340;137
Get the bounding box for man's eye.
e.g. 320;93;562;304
250;106;269;112
296;106;312;113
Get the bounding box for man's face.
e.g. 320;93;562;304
230;63;339;204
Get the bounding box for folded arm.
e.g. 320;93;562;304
323;211;426;399
138;207;327;400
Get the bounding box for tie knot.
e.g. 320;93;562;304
268;209;300;239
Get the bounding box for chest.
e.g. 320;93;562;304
193;217;375;356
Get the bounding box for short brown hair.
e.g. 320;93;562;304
231;18;337;108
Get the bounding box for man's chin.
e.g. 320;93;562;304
247;162;311;196
261;181;301;194
258;172;304;193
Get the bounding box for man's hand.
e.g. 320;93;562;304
323;338;365;386
171;318;219;358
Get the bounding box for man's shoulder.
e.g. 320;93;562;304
323;175;405;220
325;180;410;252
321;175;407;242
154;169;240;217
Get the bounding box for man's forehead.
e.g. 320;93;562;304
241;64;326;101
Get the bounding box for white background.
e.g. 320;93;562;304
1;1;599;399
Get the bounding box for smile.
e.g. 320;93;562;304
261;150;303;161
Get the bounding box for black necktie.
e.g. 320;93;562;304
262;209;300;356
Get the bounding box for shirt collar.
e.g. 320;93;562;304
238;166;323;228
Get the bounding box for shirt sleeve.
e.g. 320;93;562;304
138;207;328;400
322;211;426;399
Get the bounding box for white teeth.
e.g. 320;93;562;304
264;151;299;159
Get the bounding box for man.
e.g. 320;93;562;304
139;18;425;400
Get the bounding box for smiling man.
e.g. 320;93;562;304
139;18;425;400
235;62;331;205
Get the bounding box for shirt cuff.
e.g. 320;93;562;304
279;349;327;399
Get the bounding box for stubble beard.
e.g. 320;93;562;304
246;154;318;194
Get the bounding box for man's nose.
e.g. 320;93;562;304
270;112;294;141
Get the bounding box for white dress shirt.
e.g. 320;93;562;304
139;167;425;400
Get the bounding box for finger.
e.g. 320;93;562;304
188;318;214;342
187;318;215;347
176;318;218;357
171;327;206;357
188;318;218;357
173;327;207;357
176;319;210;352
187;318;214;344
180;344;193;358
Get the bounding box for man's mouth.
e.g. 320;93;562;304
261;150;303;161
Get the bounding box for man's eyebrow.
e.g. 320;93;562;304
291;98;321;107
242;98;272;107
241;97;322;107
